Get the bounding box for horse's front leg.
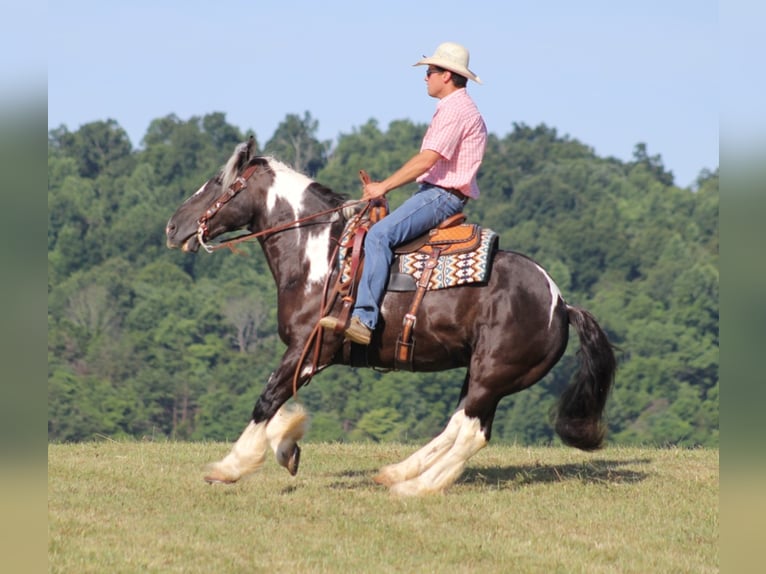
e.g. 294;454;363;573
204;353;311;484
266;401;308;476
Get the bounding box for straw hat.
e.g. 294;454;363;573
414;42;482;84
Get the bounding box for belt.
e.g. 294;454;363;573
422;182;469;204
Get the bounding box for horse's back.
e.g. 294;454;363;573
368;249;568;370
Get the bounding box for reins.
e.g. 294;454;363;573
198;202;363;254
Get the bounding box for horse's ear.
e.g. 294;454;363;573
232;137;255;170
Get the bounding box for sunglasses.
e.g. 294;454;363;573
426;68;446;78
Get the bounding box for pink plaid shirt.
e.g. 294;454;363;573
416;88;487;199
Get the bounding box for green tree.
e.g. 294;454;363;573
49;119;134;178
264;111;329;175
631;142;674;186
47;114;718;447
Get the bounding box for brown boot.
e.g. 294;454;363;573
318;316;342;330
319;315;372;345
344;316;372;345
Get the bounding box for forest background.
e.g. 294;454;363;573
47;111;718;446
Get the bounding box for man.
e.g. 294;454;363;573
320;42;487;345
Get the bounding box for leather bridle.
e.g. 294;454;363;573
195;164;364;254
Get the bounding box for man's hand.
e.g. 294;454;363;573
363;181;388;200
360;149;440;200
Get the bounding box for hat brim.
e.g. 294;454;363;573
413;57;482;84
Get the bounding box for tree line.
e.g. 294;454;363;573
48;111;718;446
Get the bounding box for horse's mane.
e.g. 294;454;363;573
305;178;349;209
219;139;348;209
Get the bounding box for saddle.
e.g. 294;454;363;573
329;172;495;370
394;214;479;255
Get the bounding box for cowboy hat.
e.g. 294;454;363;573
414;42;482;84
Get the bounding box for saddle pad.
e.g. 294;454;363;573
396;227;498;290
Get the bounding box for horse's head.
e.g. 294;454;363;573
167;137;353;256
166;137;262;252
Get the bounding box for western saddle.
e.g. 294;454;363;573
330;171;482;370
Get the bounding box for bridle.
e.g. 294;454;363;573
195;163;365;254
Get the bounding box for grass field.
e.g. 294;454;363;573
48;441;718;573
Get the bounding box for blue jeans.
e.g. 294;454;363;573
353;184;467;330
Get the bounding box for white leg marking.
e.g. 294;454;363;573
205;420;269;483
390;412;488;496
205;404;310;482
374;410;466;486
266;403;309;468
534;263;562;328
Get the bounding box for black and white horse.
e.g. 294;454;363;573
166;140;616;495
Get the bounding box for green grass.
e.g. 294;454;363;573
48;442;718;573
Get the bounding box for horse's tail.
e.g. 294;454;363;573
554;305;617;451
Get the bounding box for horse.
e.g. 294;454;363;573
165;138;616;496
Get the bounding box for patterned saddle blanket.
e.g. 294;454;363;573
338;218;498;292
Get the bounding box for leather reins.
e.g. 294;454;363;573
195;164;365;253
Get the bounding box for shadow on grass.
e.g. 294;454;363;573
326;469;379;491
459;458;652;488
323;458;651;491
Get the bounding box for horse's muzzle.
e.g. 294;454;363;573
181;235;200;253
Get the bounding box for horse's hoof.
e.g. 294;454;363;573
372;471;395;487
390;480;433;497
204;465;238;484
204;476;235;485
287;444;301;476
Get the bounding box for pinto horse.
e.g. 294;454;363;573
165;139;616;496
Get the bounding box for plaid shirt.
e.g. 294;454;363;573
416;88;487;199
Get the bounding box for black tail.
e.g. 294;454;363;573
554;306;617;451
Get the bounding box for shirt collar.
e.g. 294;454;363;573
436;87;467;108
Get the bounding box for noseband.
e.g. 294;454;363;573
196;163;261;252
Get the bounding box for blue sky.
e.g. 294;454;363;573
44;0;722;188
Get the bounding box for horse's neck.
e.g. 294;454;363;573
256;203;342;298
247;166;345;297
260;233;309;291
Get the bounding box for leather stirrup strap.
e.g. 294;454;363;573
396;246;442;370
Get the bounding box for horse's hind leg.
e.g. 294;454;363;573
374;371;473;486
373;408;464;487
389;409;488;496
